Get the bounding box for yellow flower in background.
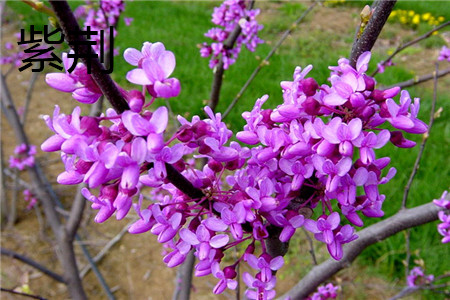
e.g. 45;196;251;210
422;13;431;21
390;9;445;28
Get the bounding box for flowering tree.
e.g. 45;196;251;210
1;1;449;299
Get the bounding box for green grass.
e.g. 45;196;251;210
4;1;449;298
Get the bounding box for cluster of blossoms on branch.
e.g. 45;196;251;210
200;0;264;69
438;46;450;62
407;266;434;287
307;283;338;300
73;0;128;55
9;143;37;171
433;190;450;243
0;33;52;68
23;189;38;210
41;37;429;298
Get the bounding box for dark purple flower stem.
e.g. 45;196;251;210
208;0;255;113
49;0;129;113
349;0;397;68
279;202;443;300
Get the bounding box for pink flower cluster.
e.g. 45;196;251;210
236;51;427;260
433;190;450;243
407;266;434;287
307;283;338;300
42;42;428;299
9;143;36;171
200;0;264;69
45;52;103;104
438;46;450;62
73;0;127;55
124;42;181;99
0;33;52;68
376;59;394;74
23;189;38;210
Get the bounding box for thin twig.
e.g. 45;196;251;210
371;21;450;76
222;0;318;119
302;228;317;265
1;247;65;283
383;67;450;90
389;280;450;300
280;202;442;300
80;219;136;278
349;0;397;68
0;287;48;300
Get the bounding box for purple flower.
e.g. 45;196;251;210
382;90;427;134
125;42;181;98
308;283;338;300
438;46;450;62
434;191;450;243
211;263;238;294
9;144;36;170
407;267;434;287
202;0;263;69
321;117;362;157
46;52;103;104
23;189;38;210
180;223;229;261
81;187;116;223
353;130;390;164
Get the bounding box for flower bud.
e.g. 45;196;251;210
127;90;145;112
177;126;194;142
223;266;237;279
208;159;223;173
363;74;375;91
302;77;319;96
304;97;320;115
192;120;210;138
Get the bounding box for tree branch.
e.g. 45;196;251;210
349;0;397;68
2;74;89;300
0;287;48;300
1;247;65;283
383;68;450;89
279;202;442;300
371;21;450;76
